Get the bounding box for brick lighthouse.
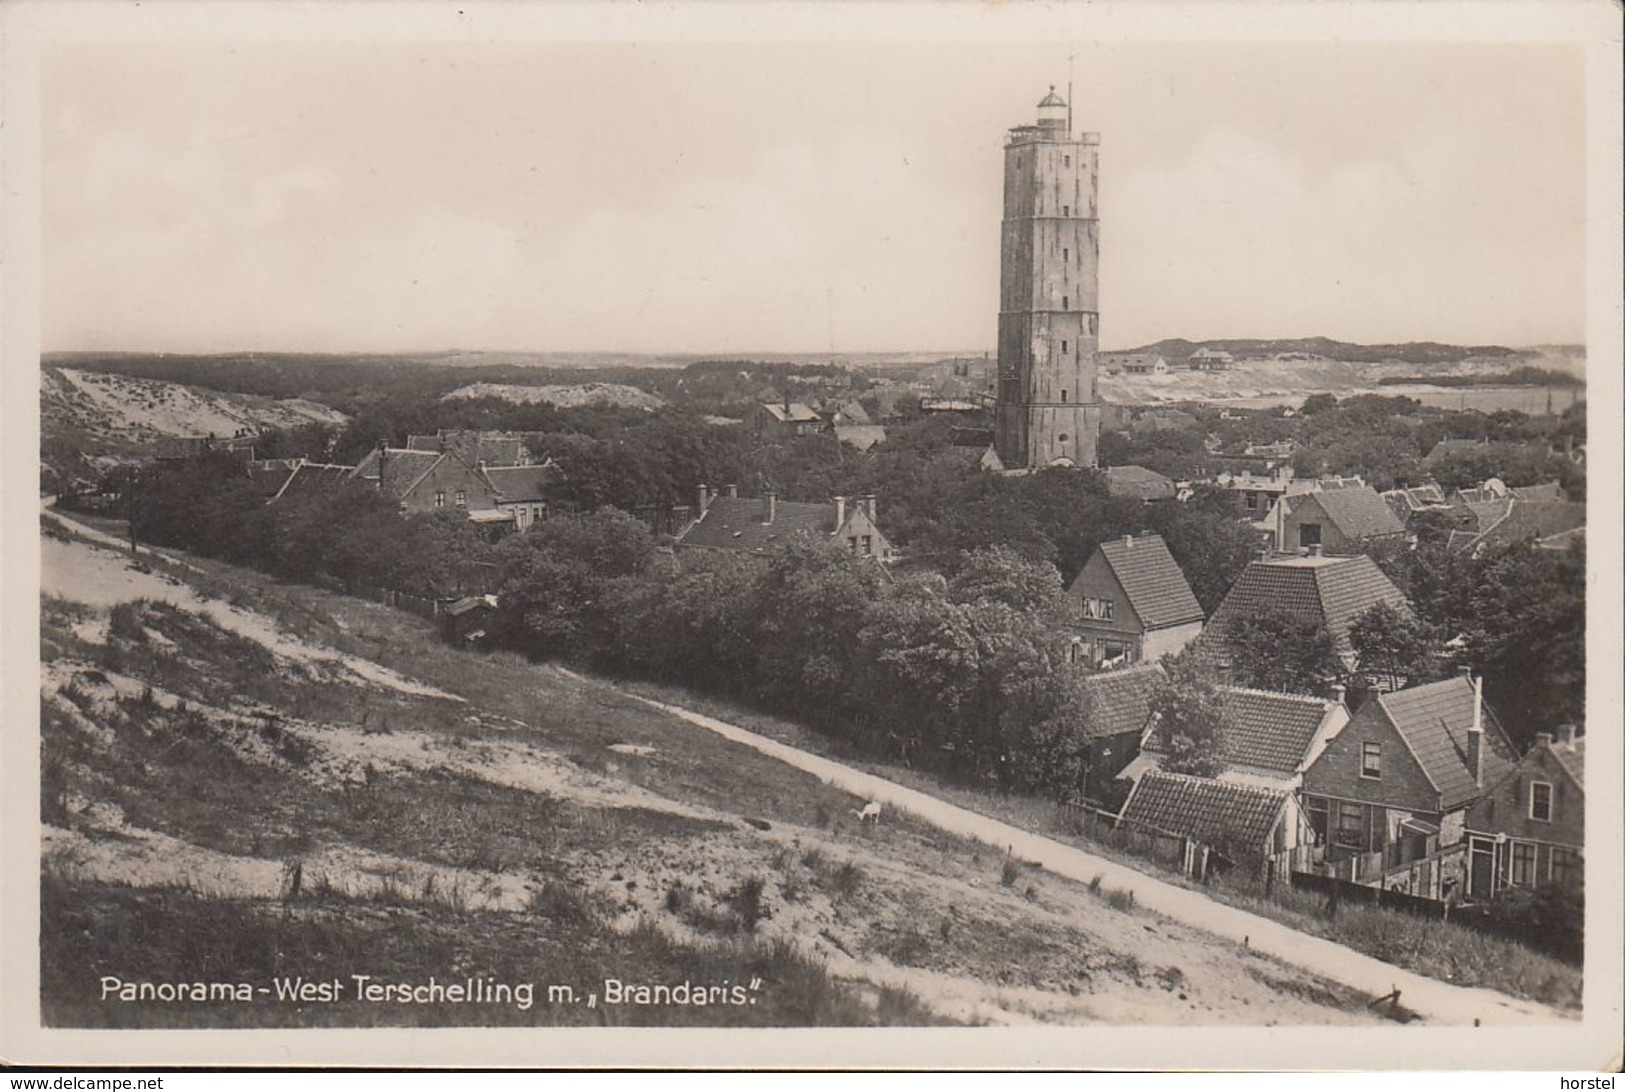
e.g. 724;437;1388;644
993;86;1102;469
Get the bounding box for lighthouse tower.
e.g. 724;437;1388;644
993;87;1101;470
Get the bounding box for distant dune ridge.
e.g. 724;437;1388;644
440;381;667;410
41;366;349;442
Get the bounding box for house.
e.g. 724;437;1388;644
154;433;259;463
834;424;888;452
1299;673;1518;892
1109;353;1168;376
1124;687;1350;792
826;399;873;426
1073;663;1165;808
1063;533;1204;668
1119;771;1314;877
1202;553;1414;673
1379;483;1450;524
483;463;565;531
1462;728;1583;898
406;429;534;467
674;486;895;562
1103;465;1177;503
750;401;826;439
351;445;503;516
1262;482;1406;554
1211;467;1302;519
246;458;301;498
1187;348;1234;371
1446;498;1587;556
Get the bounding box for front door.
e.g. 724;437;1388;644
1468;836;1496;900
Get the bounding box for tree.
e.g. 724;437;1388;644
1348;603;1443;692
1219;605;1343;695
1147;655;1234;778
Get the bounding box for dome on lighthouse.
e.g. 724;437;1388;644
1037;86;1067;109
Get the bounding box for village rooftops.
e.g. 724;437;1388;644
1278;483;1407;542
759;402;823;424
270;461;358;501
1104;465;1177;502
675;491;892;560
483;463;562;504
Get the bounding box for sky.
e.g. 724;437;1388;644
41;35;1588;355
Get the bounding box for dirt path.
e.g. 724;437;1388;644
571;672;1567;1027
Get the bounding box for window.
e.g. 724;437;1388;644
1062;247;1069;261
1063;155;1071;167
1062;205;1071;217
1510;841;1536;886
434;491;446;509
1530;781;1553;822
1068;638;1084;664
860;534;873;556
1243;493;1259;511
1079;596;1113;621
1058;432;1070;443
1062;295;1069;310
1335;802;1365;850
847;535;859;553
1361;741;1382;779
1549;846;1580;887
454;490;467;508
1299;522;1322;548
1060;390;1068;403
1061;340;1068;354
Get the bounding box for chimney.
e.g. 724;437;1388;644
1535;731;1555;748
762;490;777;524
376;440;388;491
1467;672;1485;786
1329;683;1347;705
1124;534;1134;549
727;484;738;499
834;495;847;529
697;484;709;515
860;493;877;520
1557;724;1576;746
1308;544;1322;557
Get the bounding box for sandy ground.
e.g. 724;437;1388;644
46;367;347;439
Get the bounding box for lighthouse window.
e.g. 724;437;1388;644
1061;389;1068;403
1063;247;1069;261
1059;433;1069;443
1062;205;1071;217
1062;296;1069;310
1061;340;1068;354
1064;155;1071;167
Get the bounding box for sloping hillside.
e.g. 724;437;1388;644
39;512;1380;1030
441;381;667;410
41;366;348;444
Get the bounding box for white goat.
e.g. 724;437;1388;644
851;801;883;825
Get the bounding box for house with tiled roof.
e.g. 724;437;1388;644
1446;498;1586;557
1063;534;1204;668
1202;554;1414;672
1073;663;1165;807
750;401;826;440
1380;483;1451;524
1119;771;1313;874
1300;673;1518;890
484;463;565;530
351;445;503;518
1104;465;1177;503
1262;482;1406;554
1124;687;1349;792
834;424;888;452
1463;728;1583;898
674;487;895;562
247;458;301;498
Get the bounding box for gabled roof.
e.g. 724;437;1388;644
407;430;529;466
1089;534;1204;630
1289;485;1406;539
1105;465;1177;502
272;462;357;500
1380;483;1449;516
1551;735;1585;788
1141;686;1339;776
1453;499;1586;554
1509;481;1564;502
247;460;299;497
760;402;823;424
834;424;888;451
352;448;443;502
485;463;561;503
1077;663;1165;741
1375;676;1518;811
1120;771;1289;852
676;495;849;554
1205;554;1414;660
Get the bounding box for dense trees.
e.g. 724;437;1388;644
1147;655;1234;778
1217;605;1343;697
